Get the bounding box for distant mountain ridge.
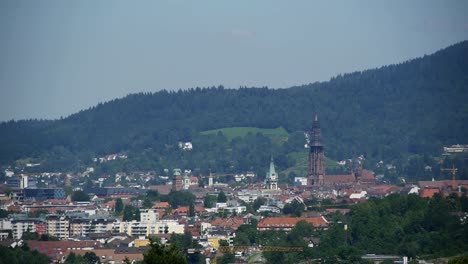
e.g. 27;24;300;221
1;41;467;173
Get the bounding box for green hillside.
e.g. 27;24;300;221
0;41;467;181
201;127;288;141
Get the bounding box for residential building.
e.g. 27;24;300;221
11;218;46;239
46;214;70;239
257;217;328;231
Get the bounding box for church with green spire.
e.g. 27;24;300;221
266;156;278;190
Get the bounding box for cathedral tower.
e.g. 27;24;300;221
308;114;325;186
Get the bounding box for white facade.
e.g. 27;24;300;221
0;219;12;231
294;177;308;186
140;209;159;223
46;216;70;239
115;219;184;237
12;220;40;239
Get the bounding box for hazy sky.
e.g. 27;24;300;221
1;1;467;121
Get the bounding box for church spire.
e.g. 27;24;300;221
308;113;325;186
311;113;322;147
266;156;278;190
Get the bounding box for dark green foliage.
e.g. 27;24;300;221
283;200;303;217
217;190;227;203
203;195;216;208
0;209;9;218
143;239;187;264
71;190;90;202
217;253;235;264
115;198;124;214
189;204;195;217
252;197;266;211
83;252;100;264
253;194;468;263
448;255;468;264
234;223;258;246
2;41;467;180
162;191;196;209
218;240;229;247
64;252;100;264
0;244;50;264
122;205;140;221
21;230;39;240
347;194;468;258
64;252;86;264
170;233;204;264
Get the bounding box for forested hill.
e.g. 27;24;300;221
1;41;467;174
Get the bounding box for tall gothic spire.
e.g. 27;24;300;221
308;113;325;186
311;113;322;147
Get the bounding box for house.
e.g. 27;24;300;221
257;217;328;231
153;202;170;209
210;217;245;231
172;206;205;217
65;248;145;264
26;240;101;262
420;188;441;198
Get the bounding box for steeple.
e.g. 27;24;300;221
308;113;325;186
266;156;278;190
311;113;322;147
268;156;276;179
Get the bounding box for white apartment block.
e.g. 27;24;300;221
46;215;70;239
114;219;184;237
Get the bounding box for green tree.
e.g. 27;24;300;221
219;240;229;247
71;190;90;202
203;195;216;208
217;190;227;203
253;197;266;211
115;198;124;214
189;204;195;217
64;252;86;263
22;230;39;240
143;239;187;264
217;253;235;264
122;205;140;221
448;256;468;264
283;200;303;217
83;252;100;264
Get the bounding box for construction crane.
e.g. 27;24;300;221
441;164;458;190
208;246;304;264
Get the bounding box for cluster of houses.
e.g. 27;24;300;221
0;154;466;263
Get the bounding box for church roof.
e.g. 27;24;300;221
323;174;355;185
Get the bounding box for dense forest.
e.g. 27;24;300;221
0;41;467;181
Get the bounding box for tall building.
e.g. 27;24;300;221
266;156;278;190
308;114;325;186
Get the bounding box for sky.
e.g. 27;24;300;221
1;1;467;121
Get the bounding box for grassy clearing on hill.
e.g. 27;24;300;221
284;151;344;177
201;127;288;141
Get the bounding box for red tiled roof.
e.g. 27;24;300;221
27;240;101;260
361;170;376;181
324;174;355;184
210;217;245;230
147;185;172;195
257;217;328;229
420;188;440;198
172;206;205;215
153;202;170;208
